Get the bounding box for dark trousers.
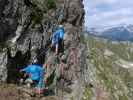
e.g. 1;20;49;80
58;39;64;53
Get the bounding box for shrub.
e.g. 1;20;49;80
30;7;43;26
46;0;56;9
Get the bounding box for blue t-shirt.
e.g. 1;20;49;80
21;64;44;81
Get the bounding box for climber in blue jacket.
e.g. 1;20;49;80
20;60;45;94
51;25;64;54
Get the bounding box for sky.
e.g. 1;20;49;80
83;0;133;29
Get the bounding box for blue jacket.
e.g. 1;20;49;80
58;27;64;39
52;30;60;44
51;27;64;44
21;64;44;81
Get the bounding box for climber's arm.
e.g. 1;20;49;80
20;65;31;73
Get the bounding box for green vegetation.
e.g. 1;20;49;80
82;87;93;100
88;47;114;91
30;0;56;26
86;35;133;61
106;42;133;61
31;7;44;26
70;96;74;100
119;95;128;100
84;35;132;99
80;34;86;44
46;0;56;9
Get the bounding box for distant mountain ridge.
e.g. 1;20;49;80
86;24;133;41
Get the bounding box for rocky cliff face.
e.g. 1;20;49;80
0;0;85;99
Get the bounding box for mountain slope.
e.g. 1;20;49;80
82;35;133;100
102;26;133;41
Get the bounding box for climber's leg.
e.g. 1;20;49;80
34;78;44;96
51;39;56;52
55;43;59;54
58;39;64;53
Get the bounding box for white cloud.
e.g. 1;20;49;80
84;0;133;28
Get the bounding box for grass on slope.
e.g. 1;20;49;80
84;35;132;100
86;35;133;61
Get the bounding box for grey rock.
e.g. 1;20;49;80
0;0;85;99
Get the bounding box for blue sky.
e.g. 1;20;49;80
84;0;133;29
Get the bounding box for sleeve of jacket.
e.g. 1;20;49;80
21;65;31;73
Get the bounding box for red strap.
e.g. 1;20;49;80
60;63;64;75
